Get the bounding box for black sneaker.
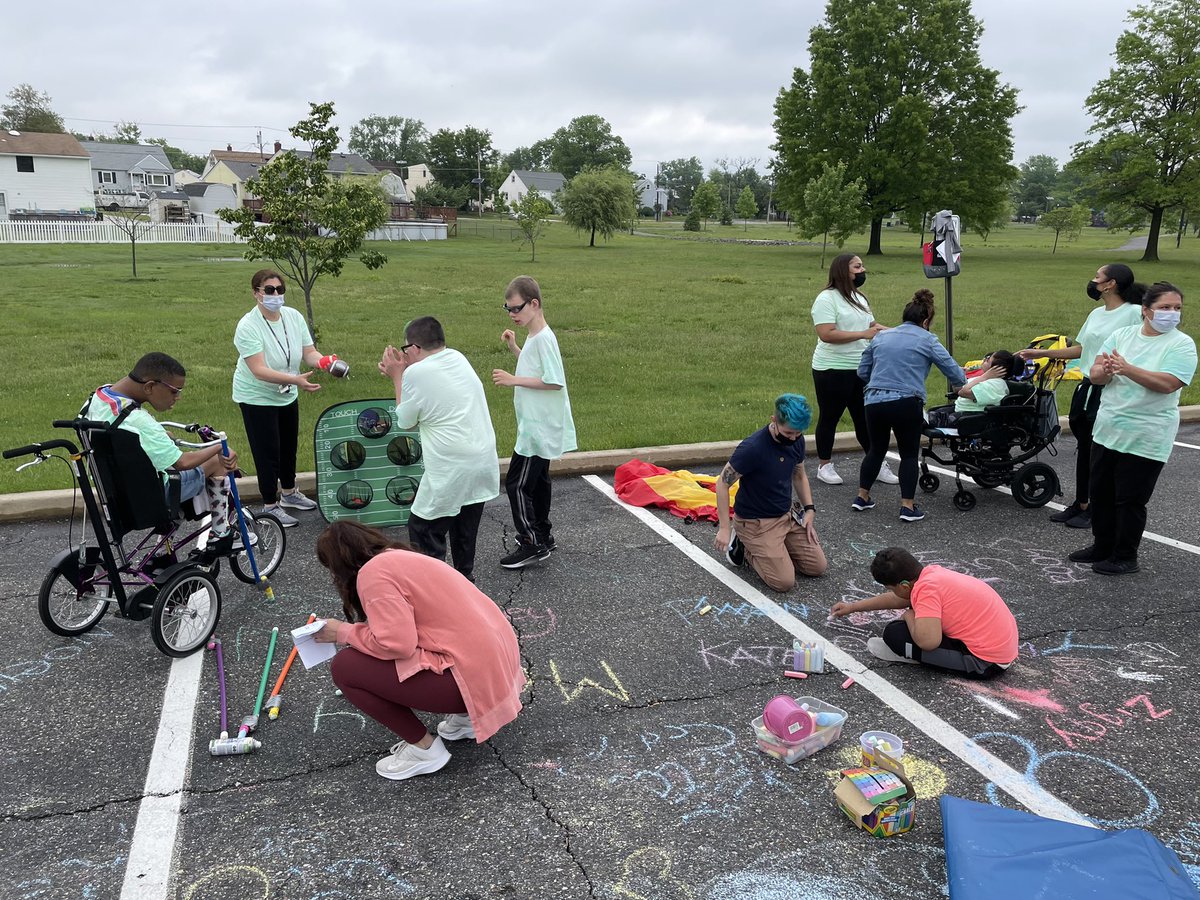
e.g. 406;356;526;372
500;543;551;569
1050;501;1083;524
725;532;745;567
1068;545;1107;563
1065;509;1092;529
542;535;558;553
899;505;926;522
1093;558;1140;576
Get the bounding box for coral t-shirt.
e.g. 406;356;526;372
910;565;1018;664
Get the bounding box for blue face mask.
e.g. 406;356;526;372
261;295;285;313
1149;309;1181;333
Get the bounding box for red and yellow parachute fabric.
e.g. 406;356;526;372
613;459;738;523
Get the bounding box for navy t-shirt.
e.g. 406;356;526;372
729;426;806;519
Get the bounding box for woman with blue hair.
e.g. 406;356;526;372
713;393;828;591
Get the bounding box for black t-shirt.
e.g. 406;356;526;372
729;425;806;519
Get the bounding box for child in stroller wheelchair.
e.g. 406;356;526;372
926;350;1023;429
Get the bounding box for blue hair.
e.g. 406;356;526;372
775;393;812;431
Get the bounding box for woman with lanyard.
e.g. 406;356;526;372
1018;264;1144;530
1068;281;1196;576
232;268;335;526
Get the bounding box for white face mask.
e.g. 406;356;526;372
261;295;285;313
1149;309;1181;333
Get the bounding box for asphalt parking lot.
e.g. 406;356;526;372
1;425;1198;899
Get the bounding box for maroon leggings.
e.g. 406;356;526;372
330;648;466;743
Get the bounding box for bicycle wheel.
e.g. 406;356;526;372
230;511;287;584
37;565;109;637
151;568;221;656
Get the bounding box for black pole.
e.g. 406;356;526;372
944;274;954;389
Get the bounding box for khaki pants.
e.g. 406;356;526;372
733;512;828;592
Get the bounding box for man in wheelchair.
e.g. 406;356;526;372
84;352;245;556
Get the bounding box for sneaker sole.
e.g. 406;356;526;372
851;504;875;512
377;753;451;780
899;514;925;522
437;725;476;741
278;499;317;511
500;553;550;570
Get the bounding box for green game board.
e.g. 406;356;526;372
313;399;424;527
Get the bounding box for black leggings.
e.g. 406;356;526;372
239;400;300;505
1067;379;1103;503
860;397;925;499
1088;443;1164;562
811;368;870;460
882;620;1007;679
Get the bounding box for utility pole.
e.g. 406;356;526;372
477;149;483;218
655;162;662;222
257;130;264;161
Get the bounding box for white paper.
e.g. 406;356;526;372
291;619;337;669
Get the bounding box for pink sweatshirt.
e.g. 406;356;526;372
335;549;524;742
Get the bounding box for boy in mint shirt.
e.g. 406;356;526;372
492;276;577;569
927;350;1019;427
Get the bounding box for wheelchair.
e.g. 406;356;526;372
3;417;287;656
918;373;1063;512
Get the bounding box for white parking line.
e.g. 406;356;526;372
1174;440;1200;450
583;473;1095;828
120;651;203;899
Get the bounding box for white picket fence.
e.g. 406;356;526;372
0;220;243;244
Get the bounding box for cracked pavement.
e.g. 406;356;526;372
1;425;1199;897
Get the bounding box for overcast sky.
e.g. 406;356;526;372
5;0;1138;174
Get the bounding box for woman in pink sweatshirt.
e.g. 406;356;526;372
314;521;524;780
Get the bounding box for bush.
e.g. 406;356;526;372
683;209;702;232
719;205;733;226
639;206;655;218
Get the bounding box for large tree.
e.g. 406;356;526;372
502;141;553;173
1069;0;1200;262
1;83;65;132
558;166;635;246
426;126;500;193
348;114;429;165
1012;155;1062;220
220;102;389;333
659;157;703;212
547;115;632;179
773;0;1019;255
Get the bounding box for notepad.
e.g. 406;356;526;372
291;619;337;669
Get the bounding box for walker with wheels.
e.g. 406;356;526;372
3;417;286;656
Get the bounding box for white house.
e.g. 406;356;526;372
0;130;94;220
498;170;566;208
634;178;668;212
400;162;435;197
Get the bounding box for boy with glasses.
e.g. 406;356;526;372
492;276;577;569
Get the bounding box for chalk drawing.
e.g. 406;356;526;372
547;659;630;703
508;606;557;639
611;847;696;900
312;695;365;734
824;746;949;799
666;596;811;627
182;865;270;900
0;625;116;698
1044;694;1173;750
1166;821;1200;888
1037;631;1118;656
695;639;791;670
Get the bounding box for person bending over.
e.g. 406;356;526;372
830;547;1017;679
713;393;828;592
85;352;243;555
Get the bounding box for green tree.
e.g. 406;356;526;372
773;0;1019;255
512;190;553;262
1038;204;1091;253
683;208;702;231
147;138;206;173
558;166;635;246
502;141;553;173
112;120;142;143
547;115;632;178
1069;0;1200;262
660;157;703;211
427;126;500;192
348;114;429;165
219;101;389;333
795;161;869;267
691;181;721;230
412;181;471;210
735;185;758;229
103;210;155;277
1;83;65;132
1012;155;1061;220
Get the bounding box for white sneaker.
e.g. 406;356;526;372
817;463;843;485
279;489;318;511
437;713;476;741
262;504;299;528
867;636;920;664
375;736;451;780
877;462;900;484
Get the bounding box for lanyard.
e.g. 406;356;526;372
261;312;292;367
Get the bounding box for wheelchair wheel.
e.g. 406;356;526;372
953;490;977;511
974;470;1007;490
230;512;287;584
38;566;108;637
918;473;940;493
151;568;221;657
1012;462;1059;508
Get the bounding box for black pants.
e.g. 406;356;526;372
239;400;299;505
812;368;870;460
407;502;485;580
1088;443;1164;562
506;453;552;546
1067;379;1104;503
860;397;924;499
882;620;1008;679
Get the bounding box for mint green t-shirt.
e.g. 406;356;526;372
86;386;181;483
1092;325;1197;462
954;376;1009;414
810;288;875;371
1075;302;1144;375
231;306;314;406
513;327;577;459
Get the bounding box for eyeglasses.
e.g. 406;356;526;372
154;381;183;396
261;285;286;295
399;343;417;352
502;300;529;314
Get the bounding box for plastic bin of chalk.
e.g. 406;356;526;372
860;729;904;762
750;696;847;764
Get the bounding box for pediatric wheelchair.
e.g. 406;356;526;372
917;368;1063;512
3;417;286;656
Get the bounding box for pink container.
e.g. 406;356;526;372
762;695;816;744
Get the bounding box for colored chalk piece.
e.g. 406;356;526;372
841;677;855;689
783;670;808;679
698;605;712;615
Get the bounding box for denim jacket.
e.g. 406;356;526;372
857;321;966;403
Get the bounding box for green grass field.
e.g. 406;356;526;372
3;219;1198;494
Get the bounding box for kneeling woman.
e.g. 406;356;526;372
314;521;524;780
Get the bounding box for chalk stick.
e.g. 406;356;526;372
698;605;712;616
841;677;855;689
334;689;344;697
783;670;808;679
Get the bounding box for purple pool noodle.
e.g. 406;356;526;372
215;640;228;735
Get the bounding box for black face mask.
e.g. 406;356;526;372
1086;280;1103;301
771;428;799;446
853;272;868;288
